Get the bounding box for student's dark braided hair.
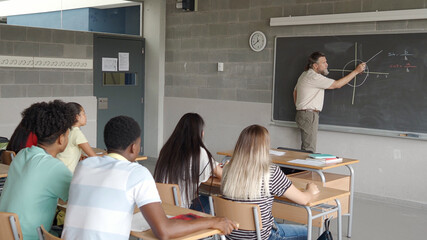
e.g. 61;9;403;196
34;100;75;145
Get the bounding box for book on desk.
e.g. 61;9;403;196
308;153;343;164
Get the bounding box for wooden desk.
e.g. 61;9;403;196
131;203;221;240
273;181;349;240
217;149;358;238
91;147;148;161
218;149;359;171
200;178;349;240
0;163;9;178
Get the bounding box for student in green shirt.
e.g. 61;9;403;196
0;100;75;240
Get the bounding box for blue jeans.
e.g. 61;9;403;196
189;195;211;214
268;220;307;240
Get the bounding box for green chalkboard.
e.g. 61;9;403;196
272;33;427;139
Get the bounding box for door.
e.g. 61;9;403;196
93;34;145;153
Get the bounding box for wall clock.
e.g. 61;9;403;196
249;31;267;52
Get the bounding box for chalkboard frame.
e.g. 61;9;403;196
271;32;427;141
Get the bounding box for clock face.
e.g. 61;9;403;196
249;31;266;52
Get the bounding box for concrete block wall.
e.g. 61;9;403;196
0;24;93;98
165;0;427;103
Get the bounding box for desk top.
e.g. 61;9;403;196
277;179;350;207
92;147;148;161
201;177;349;208
217;149;359;170
131;203;221;240
0;163;9;178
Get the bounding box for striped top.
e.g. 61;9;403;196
62;153;161;240
223;165;291;240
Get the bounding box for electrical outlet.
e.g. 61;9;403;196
393;149;401;159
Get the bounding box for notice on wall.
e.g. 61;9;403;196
102;57;117;71
118;52;129;71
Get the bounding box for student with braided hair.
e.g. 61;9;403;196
0;100;75;240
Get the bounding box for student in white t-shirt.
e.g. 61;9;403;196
57;102;97;173
62;115;237;240
154;113;222;213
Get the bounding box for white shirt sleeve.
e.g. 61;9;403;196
309;69;335;89
127;165;161;208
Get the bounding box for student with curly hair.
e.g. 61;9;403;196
0;100;75;240
154;113;222;213
57;102;97;173
6;102;48;153
62;116;237;239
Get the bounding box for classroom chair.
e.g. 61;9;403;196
37;225;62;240
0;150;16;165
209;195;262;240
0;212;23;240
155;182;182;207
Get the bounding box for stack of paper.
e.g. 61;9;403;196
288;159;325;166
270;150;286;156
131;213;173;232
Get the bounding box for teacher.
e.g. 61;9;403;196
293;52;366;152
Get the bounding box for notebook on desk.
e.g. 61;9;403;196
308;153;336;159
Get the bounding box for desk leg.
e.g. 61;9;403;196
305;206;312;240
335;199;342;240
345;165;355;238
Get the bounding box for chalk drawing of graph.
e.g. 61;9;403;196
329;42;389;105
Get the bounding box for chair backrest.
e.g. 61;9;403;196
155;183;182;206
0;150;16;165
38;225;62;240
211;196;262;239
0;212;23;240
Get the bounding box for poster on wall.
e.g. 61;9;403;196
102;57;117;71
118;52;130;71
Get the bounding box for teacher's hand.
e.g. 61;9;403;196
356;62;366;73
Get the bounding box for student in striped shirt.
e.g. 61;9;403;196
62;115;237;240
221;125;320;240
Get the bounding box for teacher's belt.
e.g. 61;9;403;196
298;109;320;113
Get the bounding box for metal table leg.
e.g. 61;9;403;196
305;205;312;240
335;199;342;240
345;165;355;238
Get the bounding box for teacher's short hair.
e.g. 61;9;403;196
104;115;141;151
305;51;326;71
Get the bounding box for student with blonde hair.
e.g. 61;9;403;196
221;125;319;240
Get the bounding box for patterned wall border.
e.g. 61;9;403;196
0;55;93;69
